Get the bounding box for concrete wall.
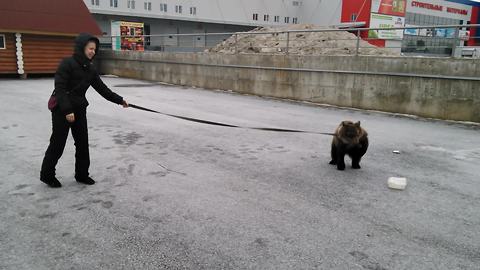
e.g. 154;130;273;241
98;50;480;123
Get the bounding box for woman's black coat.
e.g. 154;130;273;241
54;33;123;115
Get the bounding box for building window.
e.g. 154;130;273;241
128;0;135;9
175;5;183;13
110;0;118;7
190;7;197;15
144;2;151;10
285;17;290;23
0;34;5;49
91;0;99;6
351;13;357;22
253;13;258;21
160;3;167;12
274;16;280;23
293;1;302;6
264;14;269;21
144;24;151;46
293;17;298;24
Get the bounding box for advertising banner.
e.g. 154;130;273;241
368;13;405;40
111;21;145;51
404;24;419;35
459;30;470;41
371;0;407;17
111;21;121;50
445;28;456;38
435;28;447;37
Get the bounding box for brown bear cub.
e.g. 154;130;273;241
329;121;369;170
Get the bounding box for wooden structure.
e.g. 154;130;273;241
0;0;101;76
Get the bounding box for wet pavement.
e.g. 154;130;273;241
0;77;479;270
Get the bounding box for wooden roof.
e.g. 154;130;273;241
0;0;101;36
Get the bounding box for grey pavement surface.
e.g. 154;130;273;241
0;77;479;270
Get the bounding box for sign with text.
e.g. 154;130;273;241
372;0;407;17
368;13;405;40
111;21;145;51
407;0;471;20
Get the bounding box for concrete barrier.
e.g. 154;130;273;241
98;50;480;123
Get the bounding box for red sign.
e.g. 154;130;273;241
411;1;443;11
447;7;468;15
378;0;407;17
411;1;469;16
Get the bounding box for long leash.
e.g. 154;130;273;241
129;103;335;136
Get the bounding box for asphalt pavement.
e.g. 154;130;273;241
0;77;479;270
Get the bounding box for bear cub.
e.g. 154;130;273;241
329;121;369;171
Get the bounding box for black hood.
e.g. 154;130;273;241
73;33;100;66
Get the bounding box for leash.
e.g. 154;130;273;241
129;103;334;136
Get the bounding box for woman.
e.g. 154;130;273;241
40;33;129;188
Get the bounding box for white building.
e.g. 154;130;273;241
84;0;343;49
84;0;480;54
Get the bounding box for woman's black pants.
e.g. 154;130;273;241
40;107;90;180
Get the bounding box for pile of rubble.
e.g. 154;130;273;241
206;24;398;56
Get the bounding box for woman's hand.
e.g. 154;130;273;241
66;113;75;123
122;100;129;108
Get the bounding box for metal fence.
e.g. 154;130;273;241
101;24;480;58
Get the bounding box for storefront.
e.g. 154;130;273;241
341;0;480;55
403;0;474;54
